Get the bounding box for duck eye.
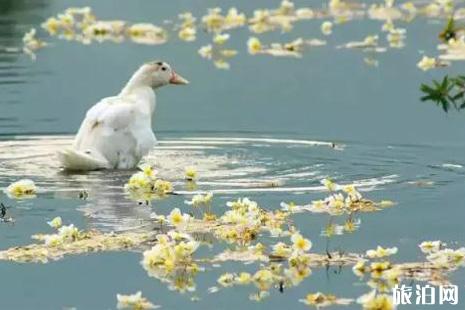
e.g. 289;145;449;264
161;66;167;71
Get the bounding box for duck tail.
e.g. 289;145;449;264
57;148;111;171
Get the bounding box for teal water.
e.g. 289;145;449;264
1;0;465;309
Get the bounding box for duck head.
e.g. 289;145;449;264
128;61;189;90
150;61;189;87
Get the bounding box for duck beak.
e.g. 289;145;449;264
170;71;189;85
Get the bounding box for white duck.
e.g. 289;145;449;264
58;61;188;170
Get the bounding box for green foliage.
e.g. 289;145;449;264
439;17;457;42
421;75;465;112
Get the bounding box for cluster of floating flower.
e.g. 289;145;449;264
2;170;465;309
22;0;465;70
124;164;173;202
4;179;37;199
141;231;201;293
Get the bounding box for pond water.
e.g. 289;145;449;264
1;0;465;309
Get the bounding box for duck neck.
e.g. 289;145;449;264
119;68;153;96
119;73;157;115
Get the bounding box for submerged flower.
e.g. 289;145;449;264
116;291;158;309
47;217;63;229
417;56;436;71
6;179;37;198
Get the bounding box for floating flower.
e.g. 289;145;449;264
272;242;292;257
140;164;156;178
366;246;398;259
125;172;152;192
321;21;333;35
47;217;62;229
370;261;391;278
84;21;125;42
127;23;167;45
218;273;235;287
387;27;406;48
321;178;337;191
352;260;369;277
141;233;199;292
185;192;213;207
300;292;353;307
153;179;173;195
249;9;272;33
417;56;436;71
116;291;158;309
356;290;394;310
178;26;196;42
202;8;225;33
234;272;252;285
44;234;64;247
220;49;238;58
6;179;37;198
291;232;312;253
198;44;213;59
41;17;62;35
247;37;262;54
342;184;362;201
178;12;196;41
57;224;80;242
213;33;230;45
22;28;47;60
426;247;465;268
419;240;442;254
167;208;191;227
224;8;246;28
296;8;314;19
214;59;230;70
252;269;275;291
